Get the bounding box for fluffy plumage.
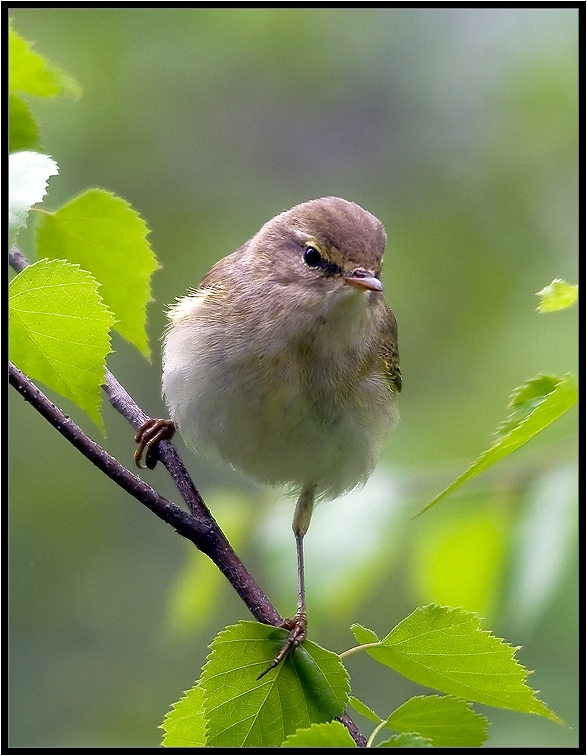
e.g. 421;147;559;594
162;196;400;501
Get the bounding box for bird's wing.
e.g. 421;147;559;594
379;306;402;393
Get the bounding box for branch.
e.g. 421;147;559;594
339;712;368;748
104;371;211;522
9;361;279;626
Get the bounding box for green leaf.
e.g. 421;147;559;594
387;695;488;747
494;374;565;439
282;721;357;748
363;605;562;723
351;622;380;646
349;694;382;724
9;259;114;431
9;93;41;152
160;684;207;747
200;620;350;747
536;279;578;312
36;189;159;359
9;151;58;248
418;373;578;515
377;732;433;748
9;22;81;98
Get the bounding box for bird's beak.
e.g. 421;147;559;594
343;269;384;292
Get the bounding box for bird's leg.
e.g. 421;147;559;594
257;485;316;679
134;418;176;469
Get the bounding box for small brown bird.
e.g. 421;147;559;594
136;197;401;673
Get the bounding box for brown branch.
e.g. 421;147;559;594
9;244;29;273
338;712;368;748
104;371;211;521
9;361;280;626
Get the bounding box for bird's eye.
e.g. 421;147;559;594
304;247;322;267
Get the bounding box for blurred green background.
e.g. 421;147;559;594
9;8;578;748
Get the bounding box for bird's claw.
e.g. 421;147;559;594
257;610;307;680
134;418;175;469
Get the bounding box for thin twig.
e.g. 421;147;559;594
338;712;368;748
9;362;200;537
9;361;279;625
104;371;210;521
9;244;29;273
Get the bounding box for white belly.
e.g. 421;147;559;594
162;289;398;500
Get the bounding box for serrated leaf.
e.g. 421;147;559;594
200;620;350;747
282;721;357;748
418;373;578;515
9;23;81;98
349;695;382;724
351;623;380;646
387;695;488;747
160;684;207;747
9;259;114;431
494;374;563;439
536;279;578;312
9;93;41;152
377;732;433;748
36;189;159;359
9;151;58;248
363;605;562;723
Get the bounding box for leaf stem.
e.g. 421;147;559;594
366;719;389;748
339;642;382;660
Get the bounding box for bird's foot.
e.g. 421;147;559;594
134;418;175;469
257;609;307;680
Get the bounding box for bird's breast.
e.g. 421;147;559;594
162;288;397;498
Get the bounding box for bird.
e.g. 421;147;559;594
135;196;401;675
